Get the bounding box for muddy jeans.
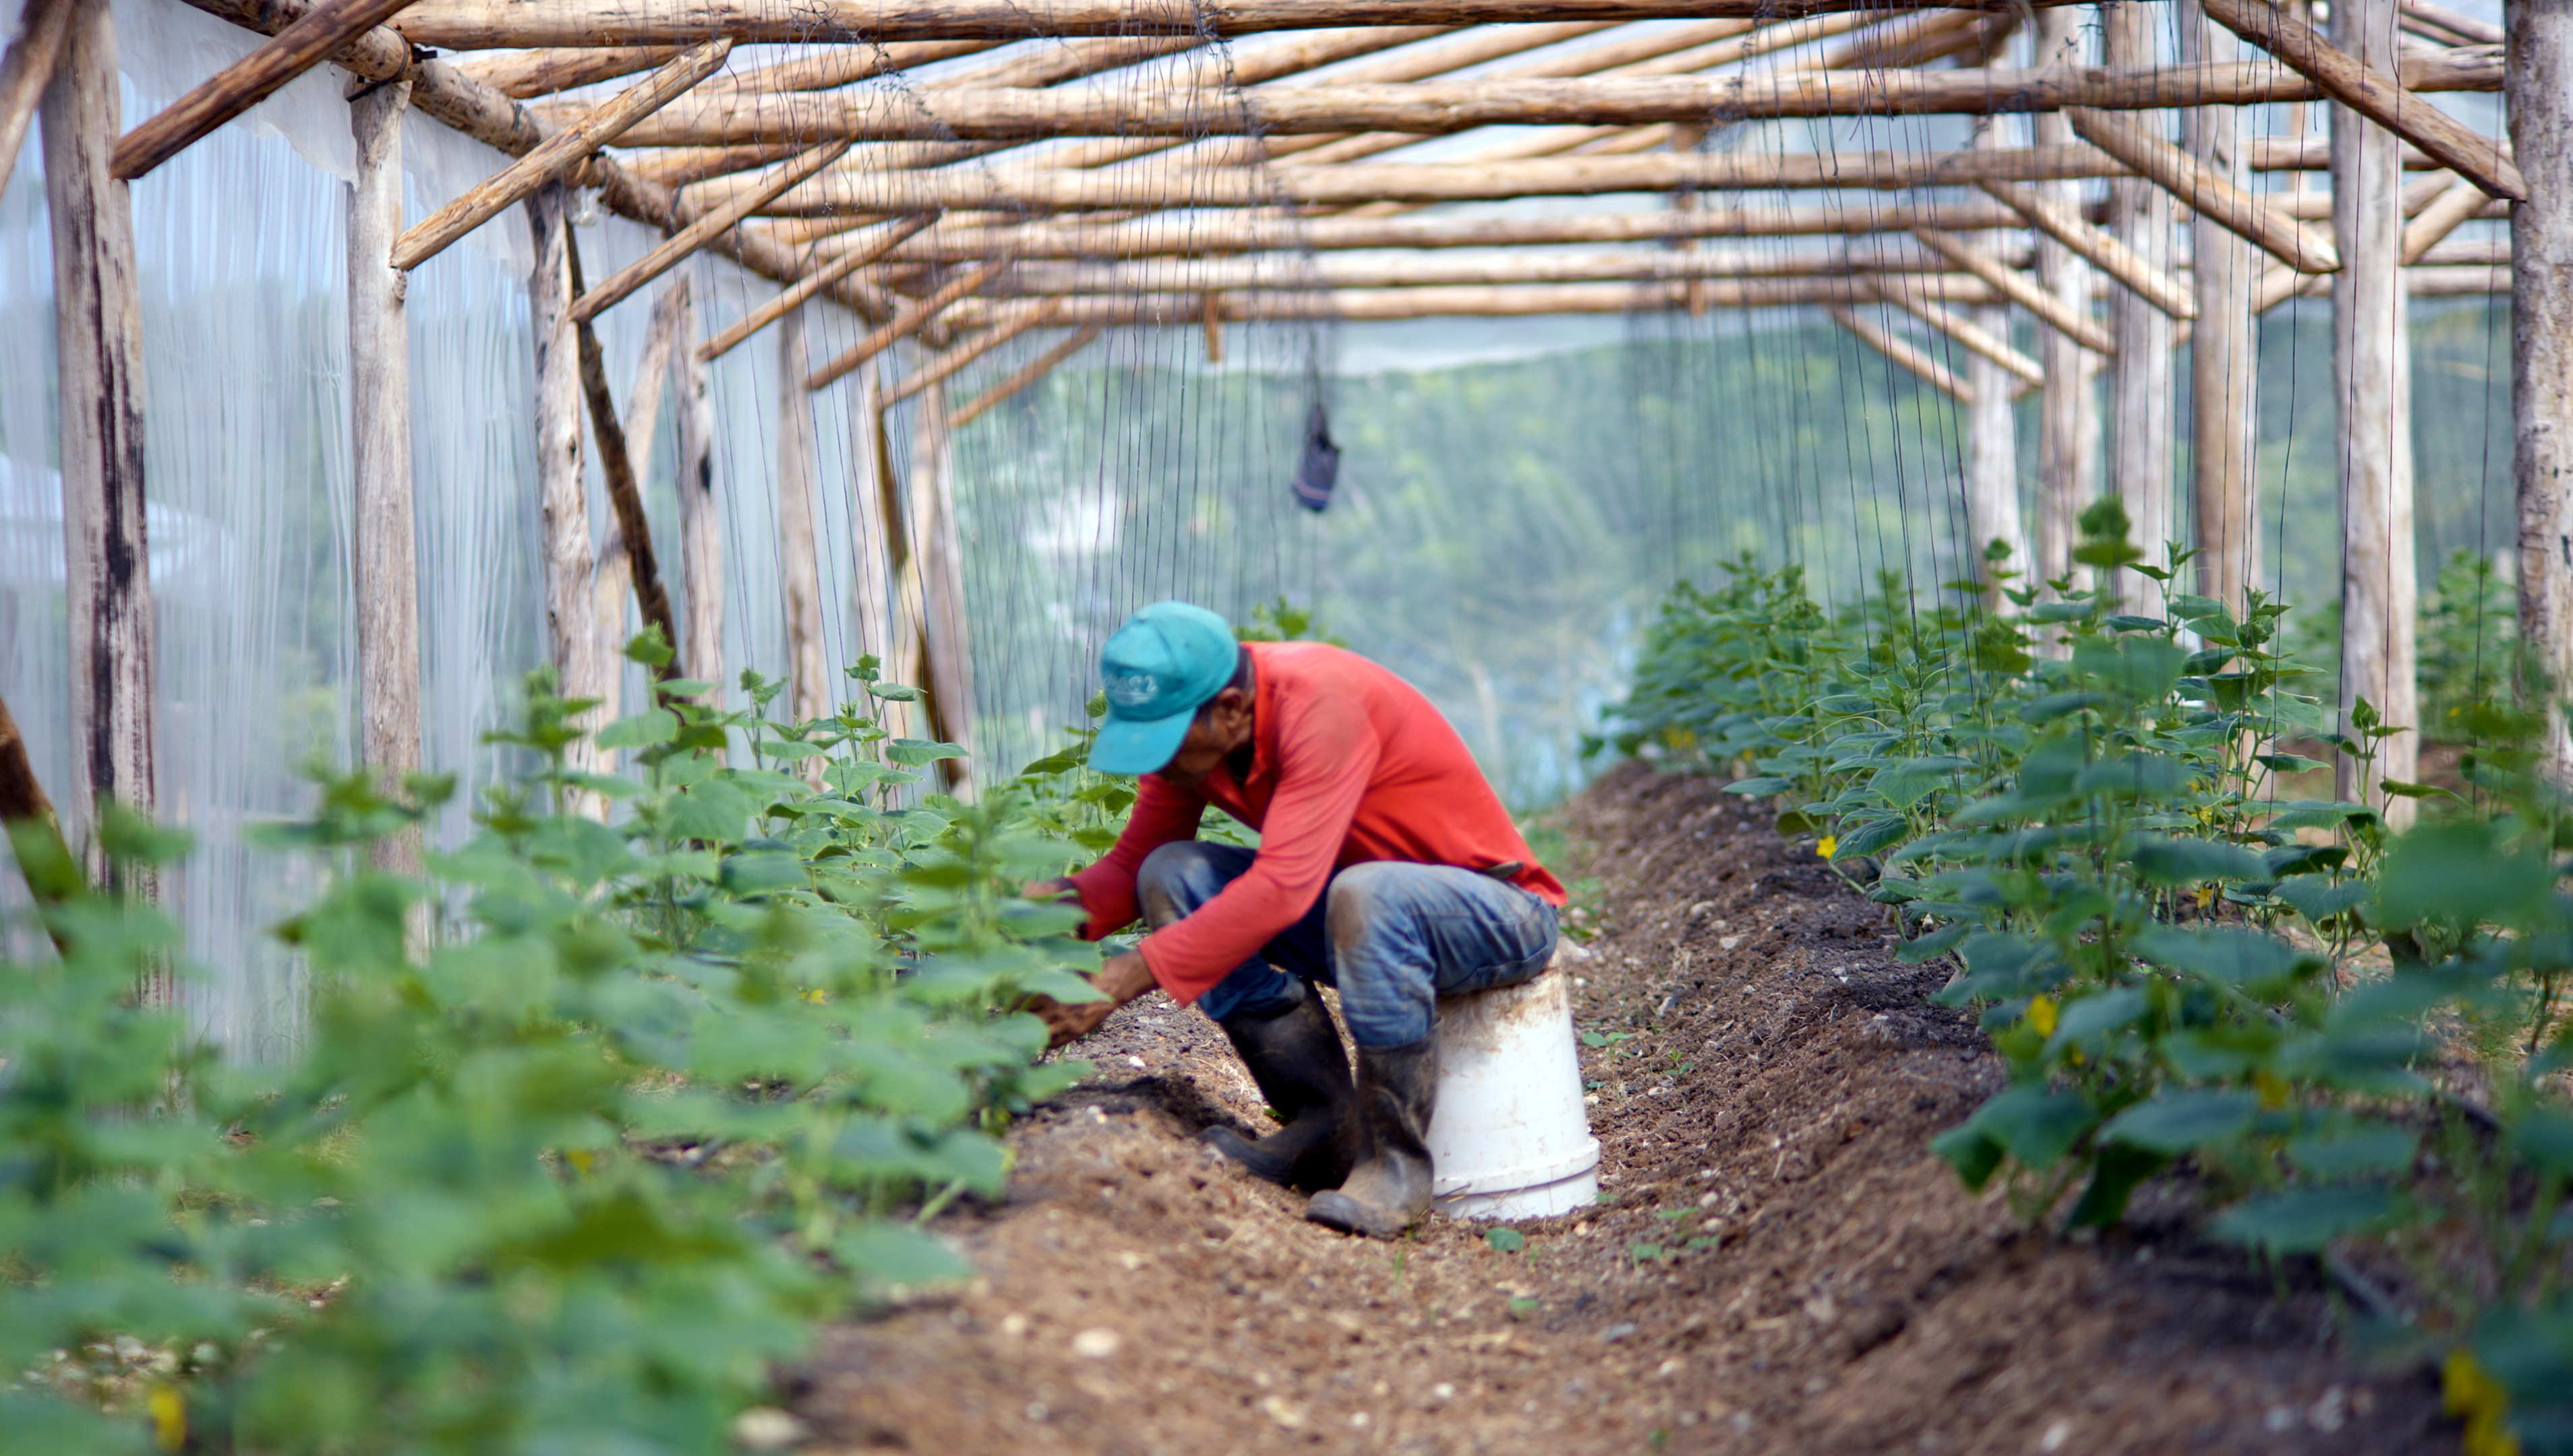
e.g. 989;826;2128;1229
1136;841;1558;1049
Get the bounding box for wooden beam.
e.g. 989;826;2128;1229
806;259;1007;392
2065;106;2340;273
2512;0;2573;775
113;0;424;181
2183;0;2259;618
624;279;688;484
994;243;1960;294
350;78;422;868
690;38;995;98
2400;171;2491;262
393;0;2071;49
908;376;974;782
1911;226;2112;353
1980;178;2196;320
886;200;2029;262
696;213;937;363
881;302;1065;406
571;139;852;324
43;0;158;901
604;53;2502;147
392;38;732;271
447;46;682;98
2031;2;2096;590
2401;0;2502;46
949;325;1103;429
1827;306;1970;404
2104;0;2175;570
945;278;1992;326
736;145;2137;217
0;0;75;202
1883;290;2042;387
2201;0;2521;200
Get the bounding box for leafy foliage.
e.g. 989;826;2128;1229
0;650;1114;1452
1601;512;2573;1451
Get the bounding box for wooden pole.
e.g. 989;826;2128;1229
2513;0;2573;776
1828;305;1973;405
2335;0;2419;818
392;38;732;271
113;0;424;180
566;230;681;680
43;0;158;900
2200;0;2523;200
883;301;1062;406
528;183;608;785
0;0;73;202
776;307;830;724
2065;104;2340;273
1959;121;2025;577
1886;289;2043;386
350;78;422;870
2183;0;2261;618
448;45;682;98
674;281;723;700
2401;173;2494;262
806;259;1009;392
1912;226;2113;353
908;377;975;781
996;243;1968;294
570;138;853;324
2032;4;2096;593
947;326;1103;428
605;55;2503;148
849;367;904;699
695;212;938;363
2104;3;2176;582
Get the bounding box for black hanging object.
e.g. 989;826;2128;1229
1289;402;1340;514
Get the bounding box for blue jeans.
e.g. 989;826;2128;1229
1138;841;1559;1049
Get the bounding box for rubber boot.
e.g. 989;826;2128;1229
1200;996;1355;1192
1303;1038;1437;1239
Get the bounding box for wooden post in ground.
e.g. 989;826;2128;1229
673;280;723;702
2335;0;2420;819
2515;0;2573;777
909;378;975;785
2106;0;2176;584
527;182;608;787
1963;120;2026;581
350;78;422;870
2032;5;2098;594
42;0;158;905
776;305;830;724
2184;0;2261;617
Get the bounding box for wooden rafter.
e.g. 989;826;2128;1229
2065;106;2340;274
0;0;75;201
884;302;1066;406
1980;179;2197;320
697;213;940;363
1828;306;1972;404
808;260;1010;392
570;139;855;324
948;326;1106;430
1910;228;2113;353
113;0;425;180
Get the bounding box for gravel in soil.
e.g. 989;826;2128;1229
792;763;2456;1454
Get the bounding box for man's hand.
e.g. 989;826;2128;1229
1022;875;1081;904
1028;949;1156;1050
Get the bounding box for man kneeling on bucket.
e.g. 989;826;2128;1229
1026;602;1565;1239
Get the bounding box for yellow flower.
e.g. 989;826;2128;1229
2254;1068;2290;1110
1816;835;1838;860
149;1387;185;1453
2445;1349;2521;1456
2028;995;2059;1037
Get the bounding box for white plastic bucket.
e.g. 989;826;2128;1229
1425;951;1601;1221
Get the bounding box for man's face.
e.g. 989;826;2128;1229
1157;687;1255;791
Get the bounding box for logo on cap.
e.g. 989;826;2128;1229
1104;671;1161;710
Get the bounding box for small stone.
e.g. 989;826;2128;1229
730;1407;807;1451
1720;936;1744;951
1071;1327;1122;1359
1262;1395;1305;1428
1350;1412;1371;1429
1431;1383;1457;1401
2264;1406;2297;1433
999;1314;1029;1337
1657;1358;1686;1378
2038;1418;2071;1453
2308;1387;2348;1434
1601;1323;1638;1343
1025;1402;1050;1424
1127;1056;1146;1069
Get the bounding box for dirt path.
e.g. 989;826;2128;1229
790;764;2456;1455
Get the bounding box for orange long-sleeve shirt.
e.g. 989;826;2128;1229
1066;641;1565;1004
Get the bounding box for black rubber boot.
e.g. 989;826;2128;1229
1200;996;1355;1192
1303;1038;1437;1239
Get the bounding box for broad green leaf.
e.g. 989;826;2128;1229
2098;1089;2259;1154
2211;1187;2399;1253
2133;926;2310;991
2126;835;2272;885
1962;1083;2095;1172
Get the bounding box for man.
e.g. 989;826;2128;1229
1027;601;1564;1238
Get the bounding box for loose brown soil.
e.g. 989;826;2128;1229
790;763;2458;1455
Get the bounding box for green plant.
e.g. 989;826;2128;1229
0;645;1115;1452
1600;508;2573;1451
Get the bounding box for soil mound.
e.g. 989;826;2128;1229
793;763;2452;1454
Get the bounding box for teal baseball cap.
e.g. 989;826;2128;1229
1090;601;1242;775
